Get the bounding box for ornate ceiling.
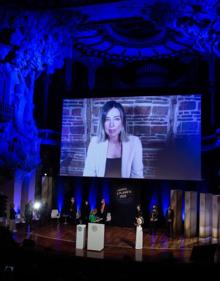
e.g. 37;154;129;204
69;0;220;62
0;0;220;63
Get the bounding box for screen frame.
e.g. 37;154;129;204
59;90;202;181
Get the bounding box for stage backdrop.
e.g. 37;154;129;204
110;185;140;227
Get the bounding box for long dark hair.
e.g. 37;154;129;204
97;100;128;142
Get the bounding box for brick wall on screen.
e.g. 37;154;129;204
60;99;88;176
60;95;200;178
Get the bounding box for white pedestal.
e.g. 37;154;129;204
87;223;105;251
135;249;143;262
87;251;104;259
76;224;86;249
135;225;143;249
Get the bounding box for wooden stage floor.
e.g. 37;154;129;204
12;222;219;264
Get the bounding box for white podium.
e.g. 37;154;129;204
135;226;143;249
76;224;86;249
135;249;143;262
87;223;105;251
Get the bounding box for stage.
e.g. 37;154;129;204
0;222;219;281
12;222;217;263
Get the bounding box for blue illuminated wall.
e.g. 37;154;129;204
54;177;110;215
55;177;65;213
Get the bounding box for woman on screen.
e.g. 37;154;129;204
83;100;143;178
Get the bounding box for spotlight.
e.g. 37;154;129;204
44;173;47;176
33;201;41;210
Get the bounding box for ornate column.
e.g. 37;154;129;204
14;169;25;214
184;191;198;238
27;169;37;202
82;57;103;91
212;195;220;240
64;42;81;93
0;63;18;105
41;175;53;211
199;193;212;238
170;189;183;236
43;73;50;127
14;169;36;219
65;58;73;92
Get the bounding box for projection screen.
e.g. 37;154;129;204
60;95;201;180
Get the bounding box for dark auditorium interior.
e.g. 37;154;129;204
0;0;220;280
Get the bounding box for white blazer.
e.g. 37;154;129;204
83;135;143;178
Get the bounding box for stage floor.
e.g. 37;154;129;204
12;222;218;264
